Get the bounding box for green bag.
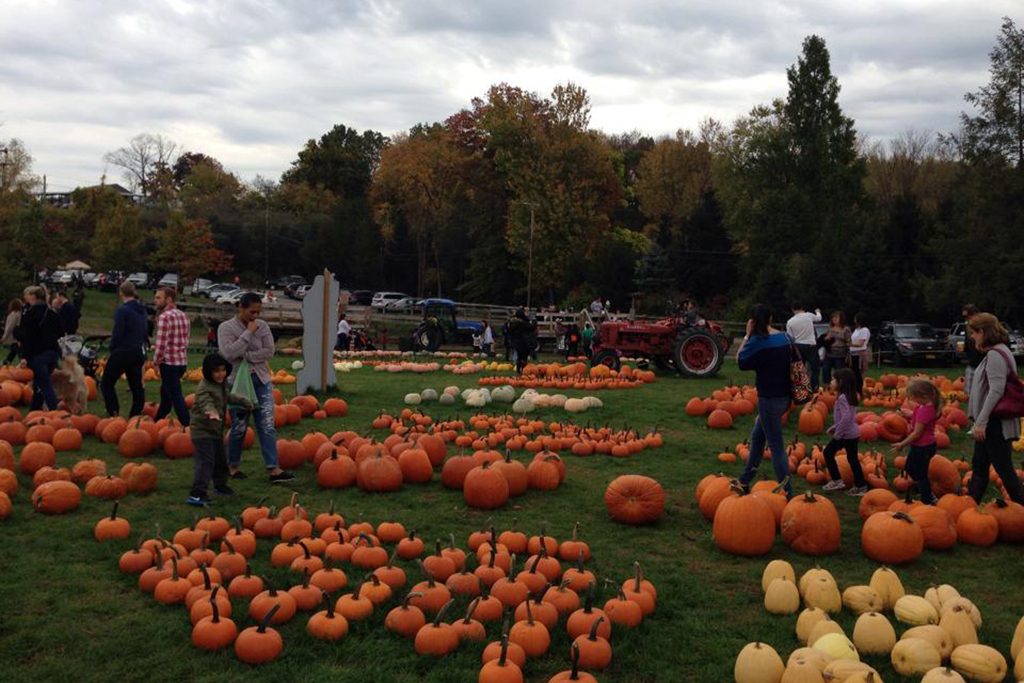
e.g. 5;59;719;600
231;360;258;406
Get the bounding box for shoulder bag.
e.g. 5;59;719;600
990;347;1024;419
788;338;812;405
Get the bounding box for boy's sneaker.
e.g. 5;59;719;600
925;495;940;505
230;470;248;480
822;479;846;492
186;494;212;507
269;471;295;484
846;485;869;497
214;484;235;496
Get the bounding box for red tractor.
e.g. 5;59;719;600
590;316;730;377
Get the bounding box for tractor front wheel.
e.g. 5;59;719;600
672;329;724;377
591;349;621;372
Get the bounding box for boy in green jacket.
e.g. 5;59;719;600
187;353;253;506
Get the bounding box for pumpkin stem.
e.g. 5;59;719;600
109;501;119;520
320;589;335;618
299;541;311;559
463;597;481;624
587;615;605;641
633;561;644;593
528;554;543;574
257;603;280;633
524;595;535;626
583;582;595;612
301;568;311;588
209;590;221;623
261;576;276;596
432;599;454;626
434;539;443;557
448;532;457;551
498;633;510;667
569;642;583;678
402;591;424;608
222;538;236;555
169;555;179;581
233;516;243;535
200;564;211;590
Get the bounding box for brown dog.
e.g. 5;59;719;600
51;356;88;415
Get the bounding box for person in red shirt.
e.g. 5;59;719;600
153;287;191;426
891;379;941;504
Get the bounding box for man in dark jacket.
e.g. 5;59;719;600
101;281;149;417
15;285;63;410
52;290;80;336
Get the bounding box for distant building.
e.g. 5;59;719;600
38;182;142;208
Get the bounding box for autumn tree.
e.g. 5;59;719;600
91;200;146;270
153;213;233;280
103;133;179;197
282;124;388;197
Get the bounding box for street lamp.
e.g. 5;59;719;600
517;201;537;310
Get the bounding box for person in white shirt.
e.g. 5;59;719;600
850;313;871;392
786;304;823;392
336;314;351;351
480;321;494;356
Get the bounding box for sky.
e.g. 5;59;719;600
0;0;1017;191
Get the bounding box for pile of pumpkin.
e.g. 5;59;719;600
864;373;967;405
106;498;658;681
368;410;663;459
303;425;568;510
695;474;1024;562
479;361;655;390
735;560;1022;682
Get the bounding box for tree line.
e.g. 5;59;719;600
0;19;1021;325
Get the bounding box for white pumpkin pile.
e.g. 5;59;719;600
513;389;604;415
333;360;363;373
734;560;1017;683
405;384;518;408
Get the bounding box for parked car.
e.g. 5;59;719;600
269;275;306;291
348;290;373;306
50;270;74;285
98;271;126;293
190;278;214;297
875;321;950;366
948;321;1024;362
386;296;422;311
82;272;100;287
206;283;240;300
288;284;312;300
372;291;410;310
157;273;180;290
125;272;149;288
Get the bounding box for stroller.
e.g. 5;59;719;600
351;328;376;351
58;335;102;378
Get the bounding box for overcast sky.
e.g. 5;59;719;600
1;0;1017;191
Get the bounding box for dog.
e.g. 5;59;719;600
51;355;88;415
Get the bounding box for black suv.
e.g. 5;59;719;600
268;275;306;291
875;322;950;366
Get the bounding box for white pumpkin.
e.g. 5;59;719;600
780;658;825;683
799;568;837;598
921;667;966;683
939;606;979;648
894;595;939;626
941;598;982;629
795;608;829;644
891;638;941;677
403;393;422;405
443;385;460;396
787;648;830;672
852;612;896;655
902;625;954;660
583;396;603;408
813;633;858;661
765;577;801;615
803;576;842;614
949;644;1007;683
564;398;587;414
735;642;785;683
807;619;844;648
512;397;535;414
291;360;305;370
464;391;487;408
821;660;877;682
438;393;455;406
1011;615;1024;660
420;388;438;401
842;585;884;615
869;566;905;610
762;560;796;593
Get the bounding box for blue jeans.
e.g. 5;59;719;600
28;350;60;410
155;364;190;426
739;395;792;494
226;375;279;470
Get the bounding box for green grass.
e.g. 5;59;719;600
0;356;1019;683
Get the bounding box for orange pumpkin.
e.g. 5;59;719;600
603;475;665;525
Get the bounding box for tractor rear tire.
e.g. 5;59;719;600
673;329;724;377
591;350;621;372
415;324;443;353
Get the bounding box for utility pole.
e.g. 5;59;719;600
518;201;538;311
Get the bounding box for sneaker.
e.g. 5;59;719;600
925;495;939;505
214;484;236;496
822;479;846;492
269;471;296;484
846;486;869;497
230;470;248;480
186;494;212;507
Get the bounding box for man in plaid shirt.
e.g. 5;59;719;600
153;287;191;425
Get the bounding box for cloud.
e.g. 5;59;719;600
0;0;1017;188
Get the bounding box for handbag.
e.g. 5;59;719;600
990;347;1024;419
230;360;258;407
789;341;813;405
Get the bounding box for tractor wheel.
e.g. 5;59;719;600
415;324;443;353
591;350;621;372
673;329;723;377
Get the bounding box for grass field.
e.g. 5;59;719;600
0;344;1019;682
